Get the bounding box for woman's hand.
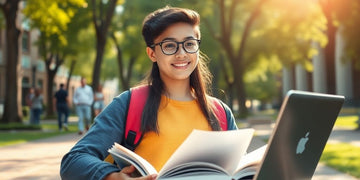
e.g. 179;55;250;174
104;165;157;180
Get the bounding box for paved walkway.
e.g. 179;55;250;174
0;132;81;180
0;122;359;179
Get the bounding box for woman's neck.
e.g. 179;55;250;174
163;80;194;101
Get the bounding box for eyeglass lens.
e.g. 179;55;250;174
161;39;200;55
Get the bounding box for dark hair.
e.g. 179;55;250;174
142;6;200;47
140;6;221;133
60;83;65;88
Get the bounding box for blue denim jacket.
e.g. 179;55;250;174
60;90;238;180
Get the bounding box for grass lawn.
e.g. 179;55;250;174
0;122;78;147
319;115;360;178
334;115;358;129
320;143;360;178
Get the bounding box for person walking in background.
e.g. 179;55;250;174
93;85;105;117
54;83;69;131
30;88;43;125
73;77;94;135
25;87;35;124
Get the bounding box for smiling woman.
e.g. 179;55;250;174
60;6;238;180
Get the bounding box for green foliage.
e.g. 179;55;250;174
23;0;88;47
104;0;169;89
248;0;327;68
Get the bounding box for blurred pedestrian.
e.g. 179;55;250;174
73;77;94;135
93;85;105;117
54;83;69;131
25;87;35;123
30;88;43;125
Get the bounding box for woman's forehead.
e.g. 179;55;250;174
155;22;200;42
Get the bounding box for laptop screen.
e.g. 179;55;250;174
254;90;344;180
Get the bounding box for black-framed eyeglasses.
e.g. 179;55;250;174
150;39;201;55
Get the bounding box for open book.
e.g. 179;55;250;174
108;129;267;180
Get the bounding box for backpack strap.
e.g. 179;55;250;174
123;86;228;151
123;85;149;151
105;88;229;164
209;97;228;130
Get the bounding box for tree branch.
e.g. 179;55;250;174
236;0;267;59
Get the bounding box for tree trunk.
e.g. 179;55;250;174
352;59;360;100
215;0;267;117
92;38;105;91
46;69;57;117
324;23;337;94
319;0;337;94
66;60;76;92
0;0;22;123
90;0;118;90
44;54;61;117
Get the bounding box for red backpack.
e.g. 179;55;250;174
122;85;228;151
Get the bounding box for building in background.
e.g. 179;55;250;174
0;2;118;116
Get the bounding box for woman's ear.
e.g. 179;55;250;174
146;47;156;62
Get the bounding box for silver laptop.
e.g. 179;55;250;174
254;90;345;180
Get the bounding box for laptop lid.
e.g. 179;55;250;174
254;90;345;180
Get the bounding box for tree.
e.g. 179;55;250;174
90;0;119;90
203;0;269;116
318;0;337;94
108;0;163;91
0;0;22;123
316;0;360;95
183;0;327;116
23;0;88;116
337;0;360;68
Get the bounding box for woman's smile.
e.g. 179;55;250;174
172;61;190;68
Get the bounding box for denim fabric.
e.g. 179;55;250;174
57;103;69;130
76;105;92;132
32;108;42;125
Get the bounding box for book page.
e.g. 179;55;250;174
158;129;255;178
108;143;158;175
232;144;267;179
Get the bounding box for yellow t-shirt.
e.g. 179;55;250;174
134;96;211;171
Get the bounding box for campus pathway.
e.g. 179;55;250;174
0;132;81;180
0;123;359;179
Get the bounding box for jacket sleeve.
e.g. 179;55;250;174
222;101;238;130
60;90;130;180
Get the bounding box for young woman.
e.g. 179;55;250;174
60;6;237;180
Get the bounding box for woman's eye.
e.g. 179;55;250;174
185;42;195;47
164;43;176;49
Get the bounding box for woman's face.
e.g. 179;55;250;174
147;22;200;85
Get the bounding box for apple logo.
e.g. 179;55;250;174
296;132;310;154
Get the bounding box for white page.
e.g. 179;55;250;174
159;129;254;177
110;143;158;175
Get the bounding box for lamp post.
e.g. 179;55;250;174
31;64;36;88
